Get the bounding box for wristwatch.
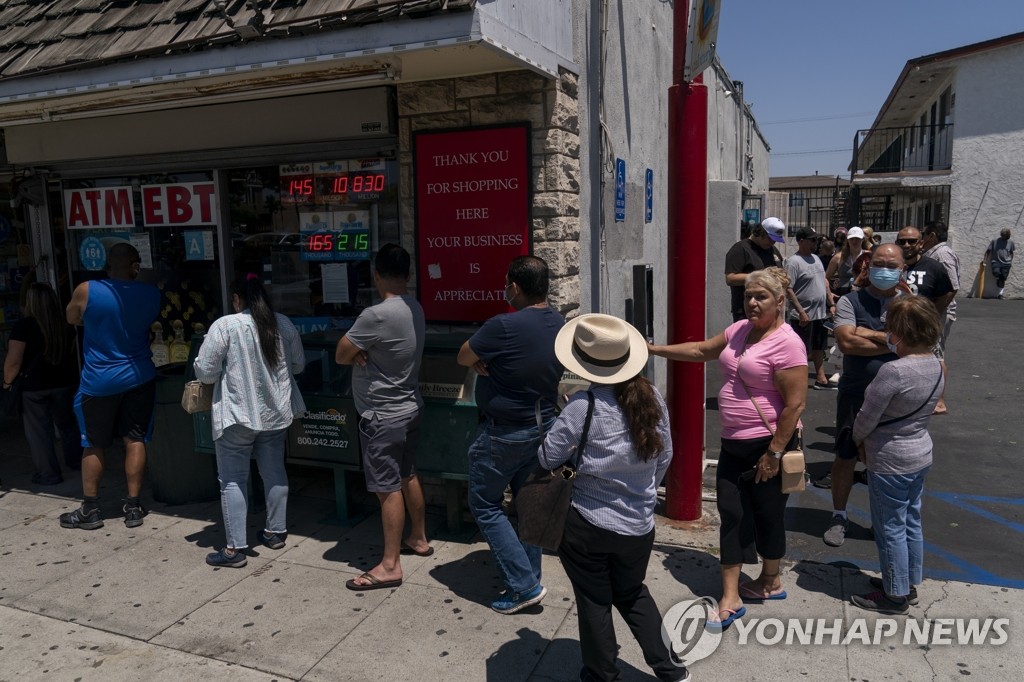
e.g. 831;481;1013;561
769;449;784;460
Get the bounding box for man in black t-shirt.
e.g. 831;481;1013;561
724;217;785;321
897;226;954;314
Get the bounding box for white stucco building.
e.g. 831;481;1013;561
851;31;1024;299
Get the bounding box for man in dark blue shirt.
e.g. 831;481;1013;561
458;255;564;614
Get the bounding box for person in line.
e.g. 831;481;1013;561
897;226;954;311
336;244;429;590
542;314;687;682
785;227;836;390
194;274;306;567
649;267;807;630
819;244;905;546
3;282;82;485
60;243;160;531
815;237;836;271
984;228;1014;298
825;226;865;298
921;221;961;415
457;255;565;614
861;226;880;251
832;227;848;254
724;217;785;322
851;296;943;614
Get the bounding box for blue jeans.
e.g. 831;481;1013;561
868;467;929;598
468;421;547;594
214;425;289;549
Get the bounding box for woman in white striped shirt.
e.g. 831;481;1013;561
194;274;306;568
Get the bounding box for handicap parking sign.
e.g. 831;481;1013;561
79;236;106;271
615;158;626;222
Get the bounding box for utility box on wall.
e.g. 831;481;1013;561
629;263;654;341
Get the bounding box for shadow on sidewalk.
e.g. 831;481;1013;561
428;548;515;608
655;544;726;598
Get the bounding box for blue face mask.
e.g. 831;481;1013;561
885;333;899;355
868;266;902;290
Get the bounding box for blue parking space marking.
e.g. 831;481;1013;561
929;492;1024;534
795;486;1024;589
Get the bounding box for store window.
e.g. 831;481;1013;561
62;172;221;364
225;158;399;333
58;157;400;367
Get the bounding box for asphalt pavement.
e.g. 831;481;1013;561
786;298;1023;586
0;298;1021;681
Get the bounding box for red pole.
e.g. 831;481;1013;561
664;2;708;521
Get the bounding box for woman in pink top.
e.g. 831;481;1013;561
649;267;807;630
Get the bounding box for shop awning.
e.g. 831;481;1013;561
0;0;572;125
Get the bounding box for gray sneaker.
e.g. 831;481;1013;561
823;514;848;547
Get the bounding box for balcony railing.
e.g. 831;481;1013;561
851;125;953;176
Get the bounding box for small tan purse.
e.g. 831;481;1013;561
779;449;806;494
181;380;214;414
738;373;806;493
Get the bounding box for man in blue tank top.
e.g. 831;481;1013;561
61;243;160;531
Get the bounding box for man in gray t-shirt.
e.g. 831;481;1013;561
785;227;835;388
336;244;429;591
346;295;425;420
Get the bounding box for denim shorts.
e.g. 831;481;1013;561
358;409;421;493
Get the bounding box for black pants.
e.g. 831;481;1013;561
716;435;790;565
23;386;82;481
558;507;687;682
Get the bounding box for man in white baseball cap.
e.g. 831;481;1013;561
761;217;787;244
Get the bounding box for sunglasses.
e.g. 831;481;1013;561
895;238;919;246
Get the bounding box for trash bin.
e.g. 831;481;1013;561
147;363;219;504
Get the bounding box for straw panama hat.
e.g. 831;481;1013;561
554;314;649;385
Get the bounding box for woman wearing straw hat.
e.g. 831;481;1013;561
540;314;687;682
649;267;807;631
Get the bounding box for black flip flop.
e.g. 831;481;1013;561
345;572;403;591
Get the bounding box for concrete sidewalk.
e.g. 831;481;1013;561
1;476;1021;681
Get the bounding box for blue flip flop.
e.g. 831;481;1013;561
705;605;746;632
739;582;788;601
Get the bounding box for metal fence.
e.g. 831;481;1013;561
852;125;953;175
769;185;850;236
845;184;951;232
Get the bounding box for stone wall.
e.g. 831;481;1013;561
396;69;582;316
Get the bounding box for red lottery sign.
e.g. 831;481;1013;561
414;124;531;322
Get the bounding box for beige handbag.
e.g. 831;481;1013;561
737;372;806;493
181;380;213;414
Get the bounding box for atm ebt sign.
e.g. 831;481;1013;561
65;182;217;229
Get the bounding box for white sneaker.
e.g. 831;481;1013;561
828;373;840;386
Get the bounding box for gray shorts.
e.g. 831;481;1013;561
358;409;421;493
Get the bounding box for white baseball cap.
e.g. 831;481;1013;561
847;226;865;240
761;217;786;243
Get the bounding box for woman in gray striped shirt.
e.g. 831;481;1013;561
850;296;944;615
540;314;688;682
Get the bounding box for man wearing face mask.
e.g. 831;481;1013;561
458;255;565;614
822;244;905;547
